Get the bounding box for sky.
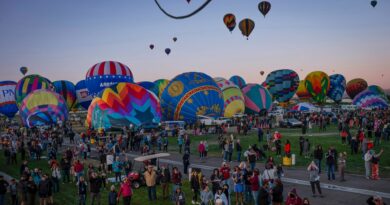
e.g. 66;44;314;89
0;0;390;88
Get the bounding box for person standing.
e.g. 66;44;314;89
190;170;200;204
108;185;117;205
90;172;103;205
258;127;264;142
112;157;123;183
313;145;323;174
325;148;336;181
178;135;184;154
200;185;213;205
9;179;17;205
144;165;157;201
51;164;61;193
236;139;242;162
0;175;9;205
307;161;323;197
117;178;132;205
183;151;190;175
272;179;284;205
160;165;171;200
338;152;347;182
26;176;37;205
371;149;384;180
364;150;372;179
173;187;186;205
249;169;260;205
232;166;244;205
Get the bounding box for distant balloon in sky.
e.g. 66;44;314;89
223;13;236;32
239;18;255;39
260;71;265;76
371;0;377;8
20;67;28;75
186;0;191;3
150;44;154;50
258;1;271;17
165;48;171;55
173;37;177;42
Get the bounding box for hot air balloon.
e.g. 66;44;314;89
165;48;171;55
346;78;368;100
328;74;346;103
20;67;28;76
371;0;377;8
239;18;255;39
353;90;388;109
161;72;224;123
304;71;330;104
296;80;312;101
173;37;177;42
85;61;134;96
15;75;52;108
260;71;265;76
154;79;170;98
75;80;92;110
368;85;387;101
19;89;68;128
87;83;162;130
265;69;300;103
53;80;77;110
186;0;191;3
214;78;245;117
223;13;236;32
137;81;158;96
258;1;271;17
0;81;18;118
242;84;273;114
149;44;154;50
229;75;247;88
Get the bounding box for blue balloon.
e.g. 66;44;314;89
265;69;300;103
328;74;346;103
229;75;246;88
137;81;158;96
161;72;224;123
75;80;93;110
0;81;18;118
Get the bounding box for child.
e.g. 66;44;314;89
108;185;117;205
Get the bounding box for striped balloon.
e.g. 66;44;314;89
265;69;299;103
53;80;77;110
15;75;52;107
214;78;245;117
229;75;247;88
352;90;388;109
242;84;273;114
85;61;134;96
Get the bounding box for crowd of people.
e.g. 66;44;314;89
0;108;389;205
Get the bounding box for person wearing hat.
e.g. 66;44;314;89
144;165;157;201
285;188;303;205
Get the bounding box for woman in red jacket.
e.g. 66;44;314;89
117;178;133;205
284;140;291;157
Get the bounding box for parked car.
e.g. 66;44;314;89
279;118;303;128
197;115;227;126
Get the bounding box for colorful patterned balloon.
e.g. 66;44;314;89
0;81;18;118
229;75;246;88
20;89;68;128
296;80;312;101
352;90;388;109
75;80;93;110
15;75;52;107
161;72;224;123
137;81;158;96
242;84;273;114
154;79;170;99
265;69;299;103
53;80;77;110
328;74;346;103
304;71;330;104
346;78;368;99
87;83;161;130
214;78;245;117
85;61;134;96
368;85;387;101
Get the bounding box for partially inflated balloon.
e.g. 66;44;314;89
258;1;271;17
223;13;236;32
353;90;388;109
296;80;312;101
229;75;246;88
15;75;52;107
20;67;28;75
242;84;272;114
53;80;77;110
346;78;368;99
328;74;346;103
265;69;300;103
165;48;171;55
305;71;330;104
239;18;255;39
85;61;134;96
0;81;18;118
87;83;162;130
214;78;245;117
75;80;92;110
154;79;170;98
20;89;68;128
161;72;224;123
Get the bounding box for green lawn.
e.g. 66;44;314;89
168;125;390;176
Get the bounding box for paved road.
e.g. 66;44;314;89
61;142;390;205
